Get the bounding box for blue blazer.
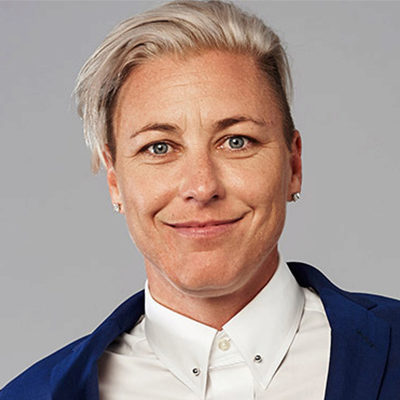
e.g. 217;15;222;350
1;262;400;399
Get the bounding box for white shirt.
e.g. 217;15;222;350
98;258;331;399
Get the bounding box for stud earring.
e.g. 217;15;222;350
112;203;121;213
292;192;301;202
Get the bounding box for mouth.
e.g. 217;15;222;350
164;216;245;237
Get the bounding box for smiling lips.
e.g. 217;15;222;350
166;216;244;237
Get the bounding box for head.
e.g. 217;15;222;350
75;0;295;173
75;1;302;304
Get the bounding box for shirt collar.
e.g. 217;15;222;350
223;255;305;389
145;283;216;398
144;255;305;398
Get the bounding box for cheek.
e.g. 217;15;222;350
118;166;172;215
232;155;289;256
228;155;289;206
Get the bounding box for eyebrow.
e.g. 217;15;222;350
129;115;267;139
212;115;267;132
130;123;180;139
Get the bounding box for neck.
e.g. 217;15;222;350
145;248;279;330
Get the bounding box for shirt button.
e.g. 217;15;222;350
254;354;263;363
218;338;231;351
192;368;200;376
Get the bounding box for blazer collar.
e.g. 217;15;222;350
50;263;391;400
288;262;391;400
50;291;145;399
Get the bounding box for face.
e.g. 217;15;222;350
107;50;302;300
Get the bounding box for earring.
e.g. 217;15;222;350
292;192;301;202
112;203;121;213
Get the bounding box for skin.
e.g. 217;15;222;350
106;50;302;330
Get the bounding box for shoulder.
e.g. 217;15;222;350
288;261;400;324
0;290;145;399
0;335;89;399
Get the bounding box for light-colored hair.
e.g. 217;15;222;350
75;0;294;173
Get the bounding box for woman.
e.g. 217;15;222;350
1;1;399;399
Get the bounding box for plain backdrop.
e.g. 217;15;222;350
1;0;399;388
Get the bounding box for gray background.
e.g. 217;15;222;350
1;0;399;388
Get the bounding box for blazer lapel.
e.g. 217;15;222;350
288;262;391;400
50;291;145;400
322;287;390;400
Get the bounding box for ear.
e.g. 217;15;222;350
104;146;124;214
287;130;302;201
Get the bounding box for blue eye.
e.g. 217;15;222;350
228;136;246;149
149;142;169;154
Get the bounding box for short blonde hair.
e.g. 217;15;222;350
75;0;294;172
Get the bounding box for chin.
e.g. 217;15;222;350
166;260;248;298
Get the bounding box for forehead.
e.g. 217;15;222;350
113;50;280;130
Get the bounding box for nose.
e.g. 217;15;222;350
179;152;225;205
